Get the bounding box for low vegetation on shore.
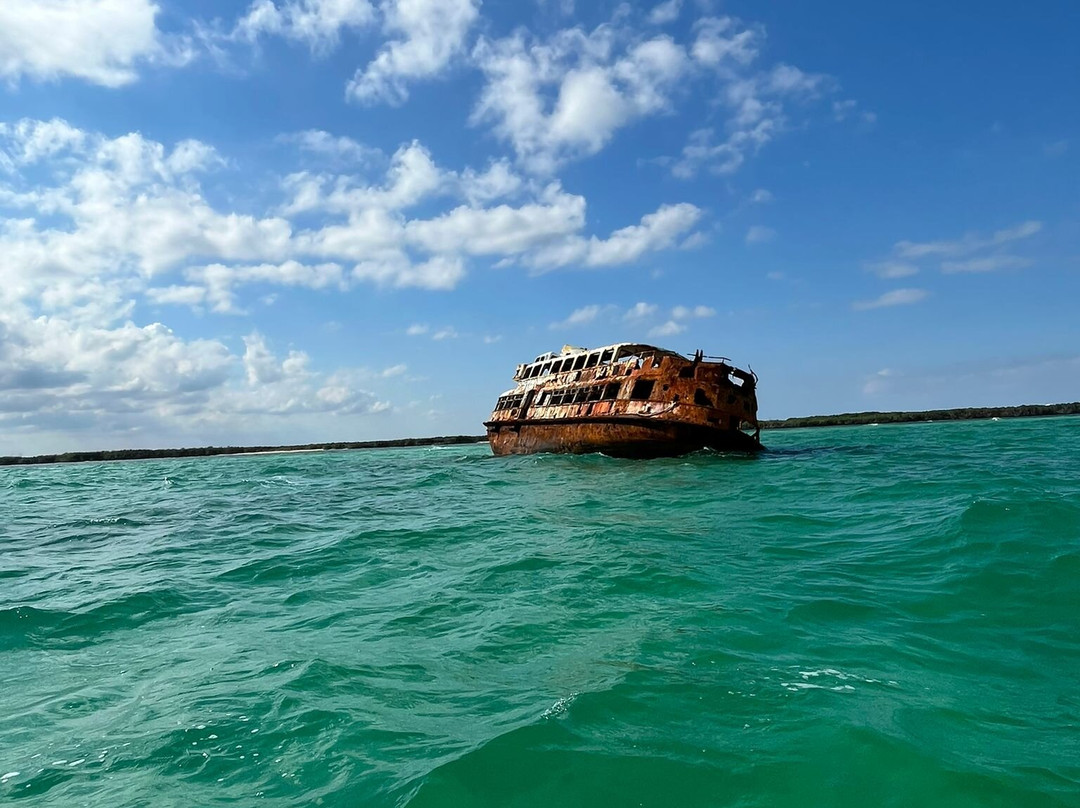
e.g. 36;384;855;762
0;436;487;467
759;402;1080;429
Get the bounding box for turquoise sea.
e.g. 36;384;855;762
2;417;1078;807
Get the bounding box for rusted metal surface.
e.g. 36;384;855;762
485;343;761;458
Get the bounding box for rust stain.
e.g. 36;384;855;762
484;343;761;458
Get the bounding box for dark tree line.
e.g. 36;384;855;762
0;435;488;467
759;402;1080;430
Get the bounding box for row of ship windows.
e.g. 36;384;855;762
495;393;527;411
494;380;657;412
538;382;621;406
518;348;644;379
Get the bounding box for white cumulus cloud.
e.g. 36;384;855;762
472;21;689;173
527;202;702;269
348;0;480;105
0;117;708;448
235;0;375;51
671;18;832;179
0;0;173;87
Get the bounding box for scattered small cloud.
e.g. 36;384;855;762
381;363;408;377
406;323;429;336
280;129;383;165
862;368;894;395
832;99;856;121
864;260;919;279
550;300;714;332
432;326;459;340
671;305;715;319
833;98;876;126
852;288;928;311
766;270;785;281
648;320;685;337
750;188;773;204
894;220;1042;259
746;225;776;244
1043;139;1068;158
647;0;682;25
941;255;1033;274
549;304;610;329
679;231;710;250
862;218;1043;294
856;354;1080;409
624;302;658;320
483;334;502;344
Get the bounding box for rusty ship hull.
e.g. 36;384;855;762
487;415;761;458
485;343;761;459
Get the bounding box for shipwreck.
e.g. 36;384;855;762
485;343;762;458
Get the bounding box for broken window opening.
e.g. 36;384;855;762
694;389;714;407
630;379;655;400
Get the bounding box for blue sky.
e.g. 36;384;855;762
0;0;1077;454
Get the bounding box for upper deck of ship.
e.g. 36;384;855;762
512;343;691;384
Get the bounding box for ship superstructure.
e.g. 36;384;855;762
485;343;761;458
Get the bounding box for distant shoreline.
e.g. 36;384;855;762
0;435;487;467
2;403;1078;466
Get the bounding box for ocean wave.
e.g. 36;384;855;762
0;587;204;650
